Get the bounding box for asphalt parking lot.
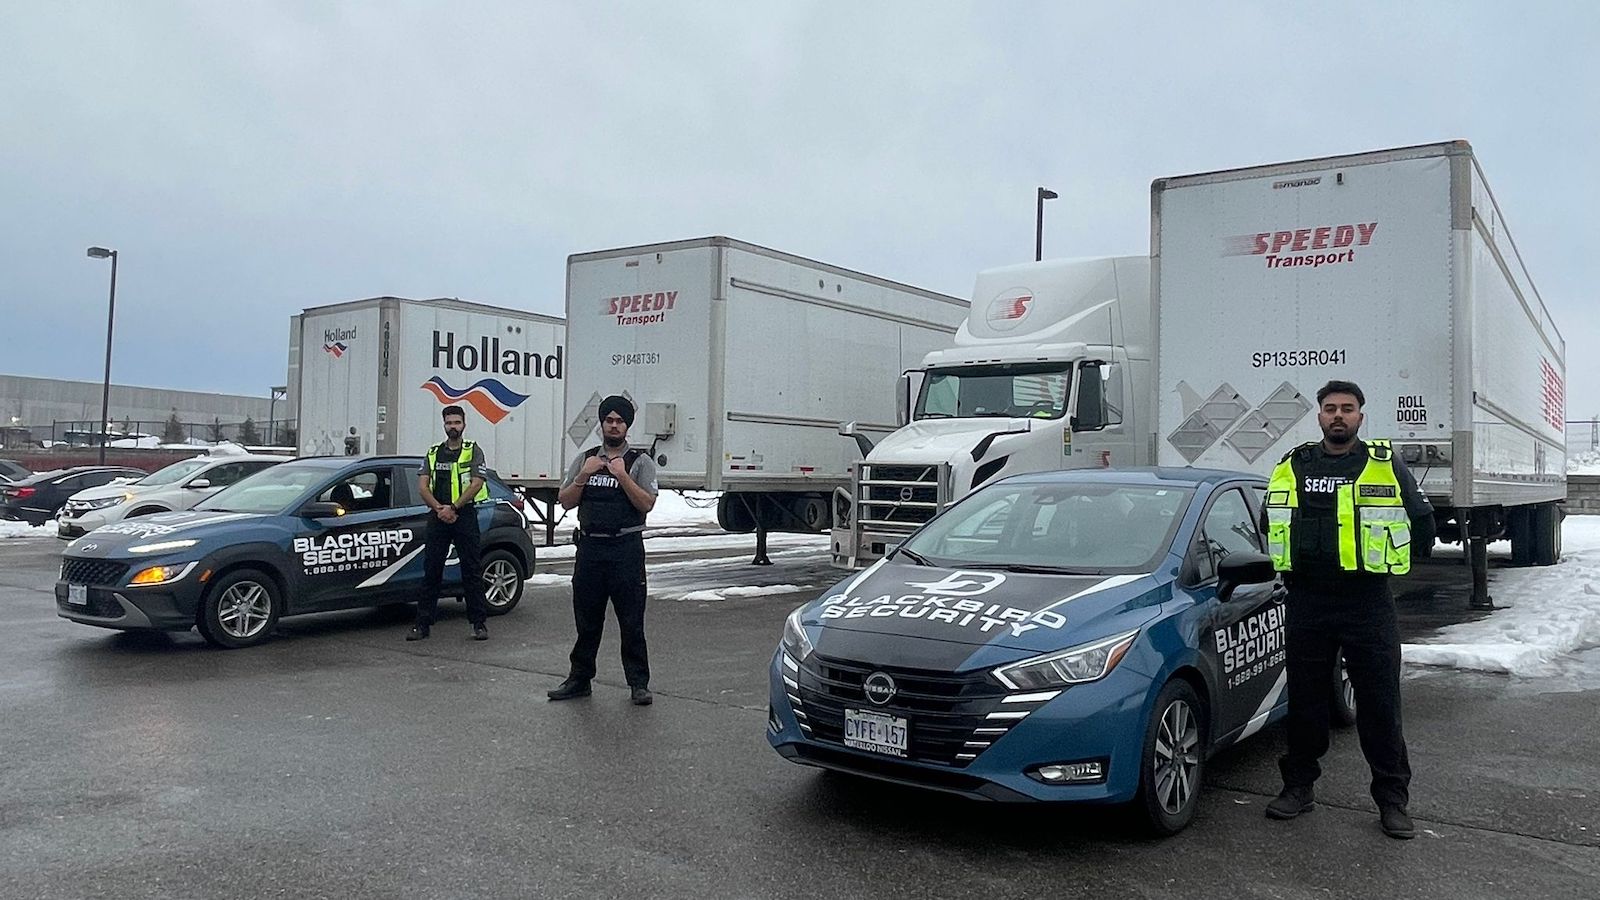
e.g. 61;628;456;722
2;534;1597;900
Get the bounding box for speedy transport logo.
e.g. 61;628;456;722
420;377;529;425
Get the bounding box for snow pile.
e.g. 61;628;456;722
1567;449;1600;475
650;491;721;528
0;519;55;539
677;584;812;602
524;573;570;586
1404;517;1600;675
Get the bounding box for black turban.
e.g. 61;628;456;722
598;395;635;427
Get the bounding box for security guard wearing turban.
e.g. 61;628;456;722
549;395;660;705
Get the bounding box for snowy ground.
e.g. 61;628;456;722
1402;516;1600;676
0;519;55;539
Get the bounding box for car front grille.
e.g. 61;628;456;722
61;558;130;587
57;589;126;619
859;464;943;529
794;654;1050;768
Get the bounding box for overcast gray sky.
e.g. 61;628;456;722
3;2;1598;415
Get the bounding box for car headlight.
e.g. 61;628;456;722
127;538;200;554
82;495;130;511
781;606;815;661
992;629;1140;690
129;562;197;585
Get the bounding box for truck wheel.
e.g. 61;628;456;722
1135;679;1206;836
1533;502;1562;567
717;494;757;533
1330;649;1357;728
1508;507;1534;567
481;549;525;616
198;568;281;649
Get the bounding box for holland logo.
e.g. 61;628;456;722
323;342;349;358
420;376;529;425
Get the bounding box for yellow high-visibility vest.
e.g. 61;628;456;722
1265;439;1410;575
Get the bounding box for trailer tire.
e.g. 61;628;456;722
1508;507;1534;567
1532;502;1562;567
717;494;757;533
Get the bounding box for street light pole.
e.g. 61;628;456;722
87;247;118;465
1035;187;1058;262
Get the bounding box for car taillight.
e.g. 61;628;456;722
9;487;34;499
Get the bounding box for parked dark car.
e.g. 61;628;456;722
0;459;30;484
56;456;537;648
0;466;147;526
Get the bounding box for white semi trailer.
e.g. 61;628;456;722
1152;140;1566;607
563;237;969;563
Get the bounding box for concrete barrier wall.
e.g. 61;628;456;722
1566;475;1600;516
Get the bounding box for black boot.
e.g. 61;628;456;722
1265;785;1316;819
1379;805;1415;839
472;624;488;641
547;678;592;701
630;686;653;706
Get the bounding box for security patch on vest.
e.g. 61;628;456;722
1358;484;1398;498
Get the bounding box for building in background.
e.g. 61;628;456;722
0;374;280;448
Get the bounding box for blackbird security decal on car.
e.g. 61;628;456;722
816;567;1148;639
295;528;417;576
85;512;257;540
1215;603;1287;690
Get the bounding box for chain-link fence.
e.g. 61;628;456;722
3;419;297;450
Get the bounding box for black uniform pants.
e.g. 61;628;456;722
1279;579;1411;808
567;534;649;687
416;509;486;628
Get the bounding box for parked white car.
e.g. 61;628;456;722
56;452;287;539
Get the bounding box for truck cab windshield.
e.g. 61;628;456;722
916;363;1072;420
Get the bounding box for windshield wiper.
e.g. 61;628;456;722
963;562;1094;575
893;546;934;566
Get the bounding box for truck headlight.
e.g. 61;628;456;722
781;606;815;661
992;629;1140;690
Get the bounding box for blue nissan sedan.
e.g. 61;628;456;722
769;468;1354;834
56;456;536;648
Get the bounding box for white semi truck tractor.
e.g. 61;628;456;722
831;255;1154;568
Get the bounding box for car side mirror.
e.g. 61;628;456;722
300;501;346;520
1217;551;1277;602
187;478;211;490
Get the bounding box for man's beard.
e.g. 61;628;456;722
603;433;625;449
1322;421;1355;447
446;428;463;441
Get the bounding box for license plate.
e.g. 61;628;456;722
67;584;88;606
844;708;908;758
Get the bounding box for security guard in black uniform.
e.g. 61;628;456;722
1261;380;1435;839
407;404;491;642
548;395;660;705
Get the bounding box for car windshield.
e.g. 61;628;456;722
196;465;330;515
900;480;1194;574
916;362;1072;420
137;458;210;486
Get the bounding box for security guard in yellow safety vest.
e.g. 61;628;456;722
1260;380;1435;840
408;404;492;642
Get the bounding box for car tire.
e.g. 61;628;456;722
197;568;282;649
1330;649;1357;728
481;548;525;616
1135;678;1207;836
